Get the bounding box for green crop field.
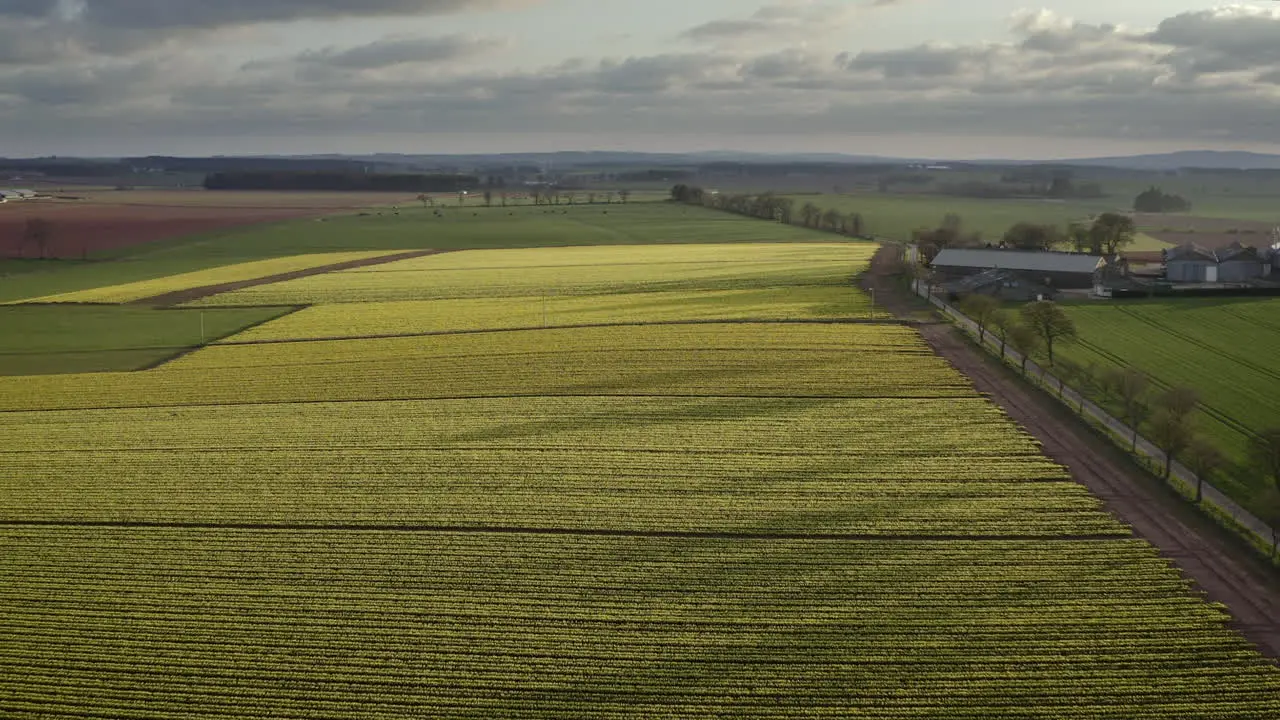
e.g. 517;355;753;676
1056;298;1280;503
13;251;401;304
0;305;293;375
2;239;1279;717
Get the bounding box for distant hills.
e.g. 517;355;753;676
8;150;1280;174
292;150;1280;171
1052;151;1280;171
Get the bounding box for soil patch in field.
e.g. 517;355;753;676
134;250;448;307
862;246;1280;659
1137;213;1278;251
0;190;416;258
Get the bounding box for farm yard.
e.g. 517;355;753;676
2;224;1280;717
1056;298;1280;505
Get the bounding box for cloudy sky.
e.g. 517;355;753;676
2;0;1279;159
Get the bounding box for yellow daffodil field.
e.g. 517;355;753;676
2;241;1278;718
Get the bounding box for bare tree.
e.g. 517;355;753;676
1008;324;1041;375
23;218;53;259
990;309;1014;359
1116;369;1152;452
1020;301;1077;366
1055;358;1082;406
1151;387;1200;479
800;203;821;228
1255;485;1280;559
822;209;843;233
775;198;795;224
1090;212;1137;255
618;189;631;204
1250;428;1280;492
1185;437;1226;504
959;294;1000;345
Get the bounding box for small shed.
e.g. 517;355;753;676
930;249;1105;290
1165;243;1219;283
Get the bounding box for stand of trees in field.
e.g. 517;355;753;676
1134;186;1192;213
948;291;1280;556
205;172;479;192
670;184;868;238
910;212;1139;264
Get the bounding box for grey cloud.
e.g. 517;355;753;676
0;0;50;18
76;0;530;29
293;35;507;70
681;3;855;43
592;54;727;94
843;45;993;79
1148;6;1280;76
5;5;1280;152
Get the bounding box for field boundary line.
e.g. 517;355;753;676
130;249;453;307
0;520;1129;541
216;317;919;346
0;392;979;415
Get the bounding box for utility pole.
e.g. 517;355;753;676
200;311;206;343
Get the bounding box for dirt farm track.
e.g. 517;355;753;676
0;190;415;258
863;247;1280;660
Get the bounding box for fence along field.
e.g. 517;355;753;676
1;243;1279;717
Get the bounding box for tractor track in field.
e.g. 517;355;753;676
129;249;450;308
862;246;1280;659
0;520;1127;542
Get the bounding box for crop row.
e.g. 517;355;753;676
0;327;974;412
0;396;1046;455
2;529;1278;718
215;287;873;342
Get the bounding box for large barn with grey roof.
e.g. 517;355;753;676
930;249;1106;290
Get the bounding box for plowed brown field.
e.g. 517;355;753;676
0;190;415;258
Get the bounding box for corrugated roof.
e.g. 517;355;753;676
931;249;1104;274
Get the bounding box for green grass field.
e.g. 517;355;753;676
1055;298;1280;503
0;305;294;375
2;239;1280;716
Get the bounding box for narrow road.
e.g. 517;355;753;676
862;248;1280;658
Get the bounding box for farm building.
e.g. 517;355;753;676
939;268;1058;302
1166;242;1270;283
1165;243;1218;282
930;249;1106;290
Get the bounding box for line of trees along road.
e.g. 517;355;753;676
947;286;1280;556
670;185;867;238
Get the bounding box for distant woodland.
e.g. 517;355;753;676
203;172;479;192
